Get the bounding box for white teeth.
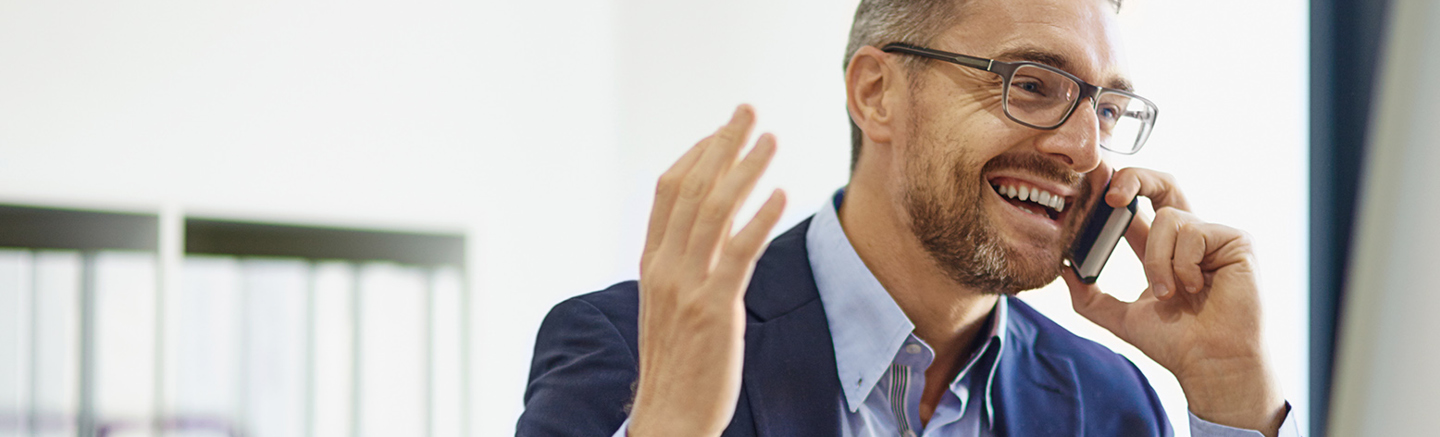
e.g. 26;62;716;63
994;181;1066;215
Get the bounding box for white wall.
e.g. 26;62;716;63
0;0;1308;435
0;0;623;434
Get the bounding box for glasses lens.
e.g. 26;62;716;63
1096;92;1156;154
1005;64;1081;128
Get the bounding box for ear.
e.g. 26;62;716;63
846;45;905;151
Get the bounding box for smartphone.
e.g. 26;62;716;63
1069;179;1139;284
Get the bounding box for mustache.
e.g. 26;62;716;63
978;153;1084;188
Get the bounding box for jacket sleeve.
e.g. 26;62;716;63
518;297;639;436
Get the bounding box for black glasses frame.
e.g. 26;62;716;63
881;43;1159;154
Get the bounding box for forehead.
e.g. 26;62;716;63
932;0;1128;87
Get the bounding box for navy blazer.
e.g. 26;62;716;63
519;219;1173;436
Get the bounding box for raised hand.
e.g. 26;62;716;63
1061;167;1287;437
629;105;787;436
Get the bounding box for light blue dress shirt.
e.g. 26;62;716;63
807;189;1005;437
612;189;1301;437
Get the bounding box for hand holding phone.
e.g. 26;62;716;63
1059;167;1287;435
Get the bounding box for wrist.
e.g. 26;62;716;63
628;394;726;437
1177;357;1286;437
628;413;718;437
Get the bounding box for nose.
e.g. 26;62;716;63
1033;98;1102;173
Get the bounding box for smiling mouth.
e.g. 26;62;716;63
990;181;1067;221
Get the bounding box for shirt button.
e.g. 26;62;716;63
904;430;917;437
904;344;922;354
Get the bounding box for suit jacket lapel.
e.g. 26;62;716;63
739;219;842;437
734;221;1088;437
992;300;1082;437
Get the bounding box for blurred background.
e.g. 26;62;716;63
0;0;1318;436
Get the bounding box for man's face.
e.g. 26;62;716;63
897;0;1128;293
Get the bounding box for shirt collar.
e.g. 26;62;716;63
807;188;1009;415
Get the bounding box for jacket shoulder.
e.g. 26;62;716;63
518;281;641;436
569;280;642;349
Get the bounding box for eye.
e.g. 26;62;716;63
1097;104;1122;123
1013;78;1045;95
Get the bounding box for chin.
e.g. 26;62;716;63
998;244;1066;294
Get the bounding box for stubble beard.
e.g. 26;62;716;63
902;131;1089;295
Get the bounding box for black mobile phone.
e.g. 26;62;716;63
1069;180;1139;284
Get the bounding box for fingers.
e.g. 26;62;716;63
1060;267;1128;337
1145;206;1229;299
643;135;714;265
1144;207;1185;299
685;133;777;268
714;189;787;291
1124;208;1152;260
659;105;758;257
1106;166;1193;299
1172;223;1208;294
1108;167;1191;211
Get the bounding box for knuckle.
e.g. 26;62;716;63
721;243;752;264
1143;256;1169;273
700;196;732;218
1152;207;1174;224
656;173;681;196
1232;232;1258;255
1170;257;1194;272
695;134;715;147
678;174;708;200
1177;221;1201;237
1234;229;1255;245
1160;171;1179;186
640;252;669;274
711;130;737;149
741;149;768;169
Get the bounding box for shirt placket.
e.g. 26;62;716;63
897;334;1001;437
889;337;933;437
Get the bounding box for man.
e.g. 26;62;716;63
519;0;1301;436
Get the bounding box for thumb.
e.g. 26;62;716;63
1061;267;1129;338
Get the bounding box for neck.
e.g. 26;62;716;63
837;180;998;373
838;176;1000;423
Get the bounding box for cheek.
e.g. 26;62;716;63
926;101;1035;162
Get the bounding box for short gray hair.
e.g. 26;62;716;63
844;0;962;173
842;0;1122;173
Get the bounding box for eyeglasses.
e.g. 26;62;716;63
881;43;1159;155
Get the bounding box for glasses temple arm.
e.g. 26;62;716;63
881;44;994;71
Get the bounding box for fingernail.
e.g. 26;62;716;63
1186;285;1198;293
1153;283;1169;298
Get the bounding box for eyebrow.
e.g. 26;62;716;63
991;47;1135;92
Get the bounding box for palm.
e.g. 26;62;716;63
1064;167;1286;435
1108;262;1262;378
1065;204;1266;386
